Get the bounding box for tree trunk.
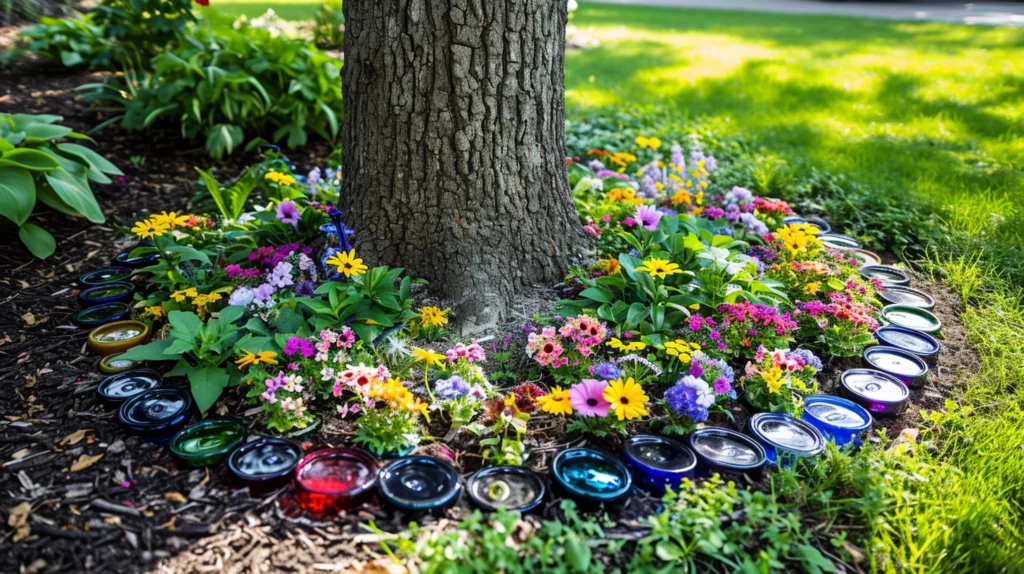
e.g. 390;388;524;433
341;0;587;333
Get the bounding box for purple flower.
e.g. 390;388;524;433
435;376;471;400
635;205;663;231
713;376;732;395
671;144;685;169
589;362;622;380
294;280;315;297
253;283;275;307
689;362;705;378
276;201;300;225
665;379;709;423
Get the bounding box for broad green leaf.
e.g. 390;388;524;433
0;148;60;171
194;167;228;220
217;305;245;326
165;244;210;265
18;223;55;259
206;124;244;159
119;339;176;362
43;164;105;223
187;366;231;413
168;310;203;341
0;166;35;226
56;143;122;175
626;302;648;328
36;183;79;215
60;50;84;67
579;287;612;304
22;123;73;142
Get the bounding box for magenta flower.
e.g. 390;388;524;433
276;200;300;225
635;205;663;231
569;379;611;417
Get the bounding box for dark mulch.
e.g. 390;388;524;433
0;31;980;573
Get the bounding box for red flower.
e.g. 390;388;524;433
195;0;209;5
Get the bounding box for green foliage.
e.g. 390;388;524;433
80;25;343;158
632;476;835;573
313;0;344;48
92;0;195;57
367;500;616;573
19;14;119;68
0;113;119;259
194;167;256;221
299;267;416;342
351;408;420;457
119;307;270;412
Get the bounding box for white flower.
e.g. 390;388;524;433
682;375;716;408
320;367;336;382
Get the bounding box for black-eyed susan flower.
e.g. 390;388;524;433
325;249;368;278
603;378;649;421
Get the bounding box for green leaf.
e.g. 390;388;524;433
217;305;245;326
579;287;612;304
0;166;35;226
194;167;227;219
22;123;72;141
41;156;104;223
0;148;60;171
60;50;84;67
55;143;122;175
18;223;55;259
164;244;210;265
626;302;647;328
168;310;203;341
119;339;176;361
187;366;231;413
564;536;592;573
206;124;244;159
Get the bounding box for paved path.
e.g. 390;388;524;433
585;0;1024;26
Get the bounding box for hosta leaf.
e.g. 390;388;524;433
18;223;55;259
0;166;35;226
0;148;60;171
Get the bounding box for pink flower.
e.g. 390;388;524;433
569;379;611;417
635;205;663;231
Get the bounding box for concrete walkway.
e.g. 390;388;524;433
586;0;1024;26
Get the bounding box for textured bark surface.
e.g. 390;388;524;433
342;0;587;332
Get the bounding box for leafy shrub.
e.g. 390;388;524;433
92;0;195;56
19;14;119;68
81;25;343;157
313;0;344;48
0;113;120;258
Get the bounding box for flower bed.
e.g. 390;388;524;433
69;136;945;570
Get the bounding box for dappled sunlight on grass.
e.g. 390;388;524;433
570;2;1024;251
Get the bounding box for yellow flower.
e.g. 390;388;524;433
151;211;190;229
635;136;662;150
603;378;649;421
804;282;822;295
604;187;643;205
762;367;785;394
419;306;450;328
170;287;199;302
635;257;682;280
596;257;621;275
264;171;297;186
325;249;368;278
670;190;693;206
608;151;637;167
192;292;223;313
131;218;169;239
775;224;823;258
663;339;701;362
235;351;279;369
607;338;646;353
536;386;573;416
144;306;165;318
412;347;446;369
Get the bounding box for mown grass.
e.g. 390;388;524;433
206;2;1024;570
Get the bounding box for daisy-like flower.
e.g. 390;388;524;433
170;287;199;302
151;211;190;229
275;200;300;225
235;351;279;369
603;377;649;421
131;218;169;239
144;306;165;318
535;386;573;416
607;337;646;353
325;249;368;278
635;257;682;280
419;306;449;328
412;347;446;369
264;171;297;186
634;205;663;231
569;379;611;417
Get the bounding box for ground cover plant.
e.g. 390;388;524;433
2;3;1024;574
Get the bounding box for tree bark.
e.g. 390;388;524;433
341;0;587;332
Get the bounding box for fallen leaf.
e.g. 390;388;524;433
60;429;93;447
160;516;177;530
104;516;121;526
11;448;31;460
200;467;210;486
70;453;104;472
164;492;188;504
8;502;31;543
21;312;35;326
